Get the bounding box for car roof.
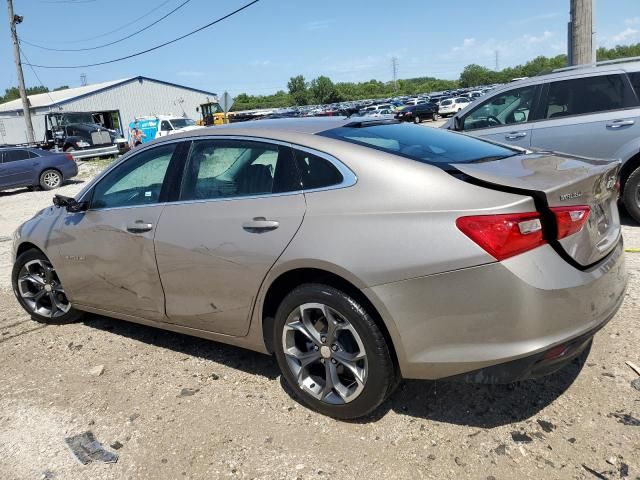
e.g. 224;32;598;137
194;117;354;135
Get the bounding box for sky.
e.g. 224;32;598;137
1;0;639;97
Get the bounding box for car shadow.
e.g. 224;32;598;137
0;179;85;197
82;312;584;427
82;313;280;380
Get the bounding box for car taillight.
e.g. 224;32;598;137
550;206;590;239
456;212;545;261
64;153;74;161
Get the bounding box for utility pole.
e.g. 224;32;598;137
6;0;35;144
495;50;499;71
569;0;594;66
391;57;398;91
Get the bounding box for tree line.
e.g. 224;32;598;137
0;85;69;104
232;42;640;111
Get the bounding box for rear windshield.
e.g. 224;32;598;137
318;122;517;166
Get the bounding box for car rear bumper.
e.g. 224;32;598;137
363;239;627;381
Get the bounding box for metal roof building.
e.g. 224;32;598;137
0;76;217;144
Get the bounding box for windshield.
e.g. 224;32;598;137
170;118;196;129
319;123;517;166
59;113;95;125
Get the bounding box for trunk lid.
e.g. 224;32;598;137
452;153;621;267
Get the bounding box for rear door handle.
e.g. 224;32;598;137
606;119;635;128
126;220;154;233
242;217;280;233
505;131;527;139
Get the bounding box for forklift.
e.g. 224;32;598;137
197;102;227;126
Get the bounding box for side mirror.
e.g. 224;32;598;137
53;194;88;213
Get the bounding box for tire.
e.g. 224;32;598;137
431;112;440;121
39;169;62;190
413;116;421;124
623;166;640;223
12;249;83;324
273;283;396;419
64;146;75;153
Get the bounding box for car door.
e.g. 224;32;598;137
53;142;185;321
529;72;640;159
458;84;539;148
154;138;305;336
0;149;34;187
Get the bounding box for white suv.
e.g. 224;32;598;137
444;58;640;222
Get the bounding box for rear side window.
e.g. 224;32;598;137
319;123;516;166
628;72;640;98
293;149;343;189
544;74;638;118
2;149;31;162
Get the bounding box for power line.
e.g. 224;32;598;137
23;0;174;44
18;45;57;106
23;0;261;69
21;0;192;52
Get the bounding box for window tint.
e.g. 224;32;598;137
319;123;516;166
544;74;637;119
293;150;343;190
91;144;175;209
629;72;640;97
463;85;536;131
180;140;299;201
3;149;31;162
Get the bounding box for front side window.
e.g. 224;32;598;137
3;149;31;162
629;72;640;98
180;140;299;201
544;74;637;119
160;121;172;131
91;144;175;209
463;85;536;131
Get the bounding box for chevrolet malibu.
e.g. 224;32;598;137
11;118;627;419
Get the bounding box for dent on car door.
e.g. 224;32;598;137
529;73;640;159
154;138;305;336
53;143;184;320
460;85;538;147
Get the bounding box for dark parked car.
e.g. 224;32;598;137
395;102;439;123
0;147;78;191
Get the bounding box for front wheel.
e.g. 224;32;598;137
273;284;396;419
623;166;640;223
39;169;62;190
12;249;83;324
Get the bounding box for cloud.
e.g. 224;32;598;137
301;20;333;31
524;31;554;44
177;71;204;77
249;60;272;67
509;12;562;26
452;38;476;52
625;17;640;26
609;27;639;44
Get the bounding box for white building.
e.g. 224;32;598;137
0;76;218;145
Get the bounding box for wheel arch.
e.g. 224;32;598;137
259;266;401;375
16;241;44;259
620;151;640;193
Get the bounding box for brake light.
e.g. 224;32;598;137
64;153;74;161
456;212;546;261
550;206;590;239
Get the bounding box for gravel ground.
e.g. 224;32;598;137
0;157;639;480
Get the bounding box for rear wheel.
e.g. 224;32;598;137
623;166;640;223
413;116;421;124
432;112;440;121
39;169;62;190
273;284;396;419
12;249;83;324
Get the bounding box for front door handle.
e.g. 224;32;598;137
606;119;635;129
505;131;527;139
242;217;280;233
126;220;154;233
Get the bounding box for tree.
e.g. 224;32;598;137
53;85;70;91
287;75;308;105
459;64;497;87
0;85;49;104
308;76;342;104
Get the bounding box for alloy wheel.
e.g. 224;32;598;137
17;259;71;318
42;171;61;189
282;303;368;405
